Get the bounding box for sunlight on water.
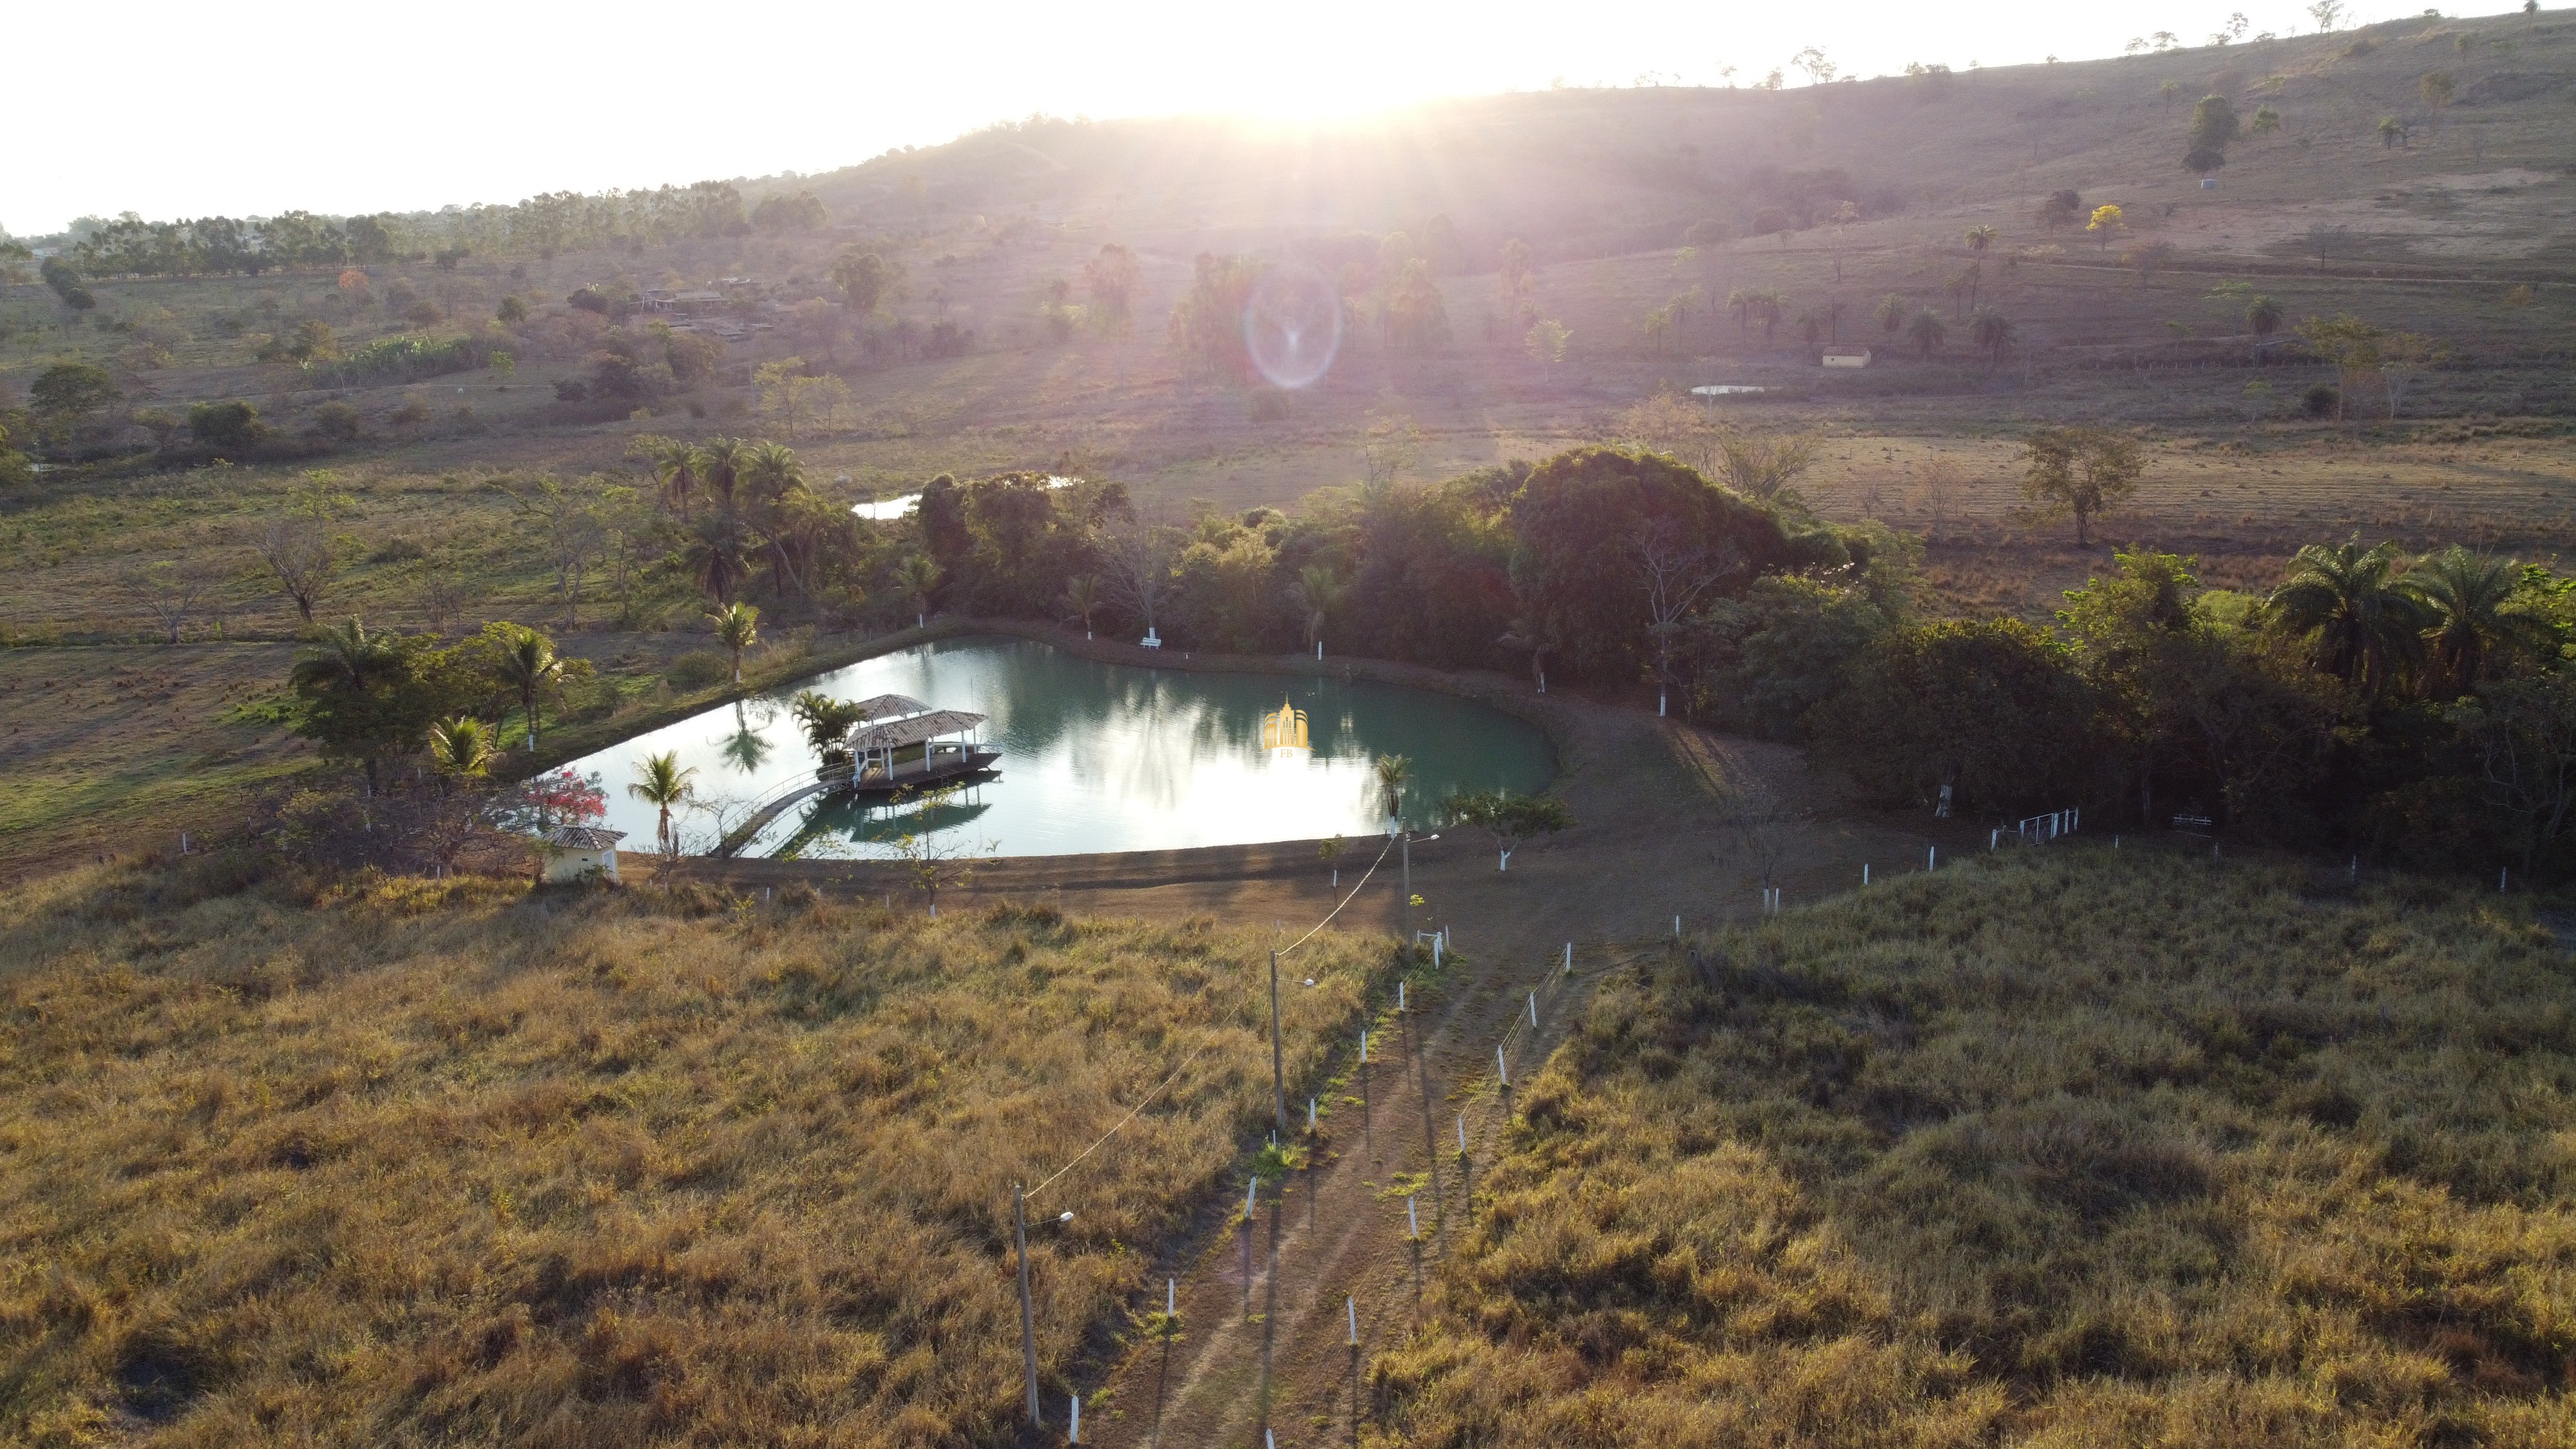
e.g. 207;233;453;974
560;636;1552;859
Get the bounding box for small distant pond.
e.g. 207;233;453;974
850;475;1073;520
560;636;1555;859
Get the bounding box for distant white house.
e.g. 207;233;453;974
1822;348;1873;368
537;825;625;883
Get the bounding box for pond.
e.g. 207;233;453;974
559;636;1556;860
849;475;1073;520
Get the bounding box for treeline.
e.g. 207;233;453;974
861;447;2576;878
262;431;2576;882
61;180;761;279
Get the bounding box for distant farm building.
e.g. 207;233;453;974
1822;348;1873;368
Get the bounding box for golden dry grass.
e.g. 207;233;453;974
0;858;1388;1446
1368;849;2576;1448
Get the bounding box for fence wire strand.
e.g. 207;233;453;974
1028;832;1398;1201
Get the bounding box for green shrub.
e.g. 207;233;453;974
186;400;267;451
663;649;730;690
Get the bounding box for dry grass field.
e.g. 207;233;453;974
1368;848;2576;1448
0;857;1388;1446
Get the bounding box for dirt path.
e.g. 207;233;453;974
1089;929;1639;1449
1056;702;1947;1449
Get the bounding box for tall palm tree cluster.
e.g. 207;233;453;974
633;434;860;609
2261;540;2557;702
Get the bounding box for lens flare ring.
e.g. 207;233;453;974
1242;263;1342;390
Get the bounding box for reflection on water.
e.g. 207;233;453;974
558;636;1554;859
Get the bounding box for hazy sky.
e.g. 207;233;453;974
8;0;2504;234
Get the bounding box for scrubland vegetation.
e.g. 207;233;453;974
3;13;2576;1441
0;857;1386;1444
1370;849;2576;1448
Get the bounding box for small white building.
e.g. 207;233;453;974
1822;348;1873;368
537;825;625;883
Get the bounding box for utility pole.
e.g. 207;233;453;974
1268;950;1286;1135
1015;1186;1041;1427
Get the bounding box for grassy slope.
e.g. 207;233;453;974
1371;850;2576;1447
0;860;1387;1446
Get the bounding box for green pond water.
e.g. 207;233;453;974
560;636;1555;859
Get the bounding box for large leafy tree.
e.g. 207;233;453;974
2262;538;2429;701
2184;93;2241;173
1345;472;1517;670
29;361;117;438
1507;447;1791;683
1082;243;1139;336
289;617;485;788
831;248;897;314
2019;426;2145;547
1811;618;2099;813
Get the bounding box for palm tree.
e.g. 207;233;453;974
486;622;566;752
740;439;804;506
707;601;759;685
290;615;406;788
291;614;400;697
1873;292;1909;339
1907;308;1947;360
790;690;868;773
2261;538;2428;699
1290;564;1346;652
1967;307;2015;370
683;509;754;604
1373;754;1412;826
1965;224;1998;256
1062;574;1102;638
897;556;942;629
638;435;700;519
694;437;752;514
2402;545;2552;698
2246;296;2284;365
1750;289;1785;345
426;715;499;788
627;750;698;871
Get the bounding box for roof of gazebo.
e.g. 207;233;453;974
848;709;987;752
850;692;931;720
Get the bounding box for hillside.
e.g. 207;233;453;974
3;12;2575;862
1369;848;2576;1447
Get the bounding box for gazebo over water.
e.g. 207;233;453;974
846;701;998;793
